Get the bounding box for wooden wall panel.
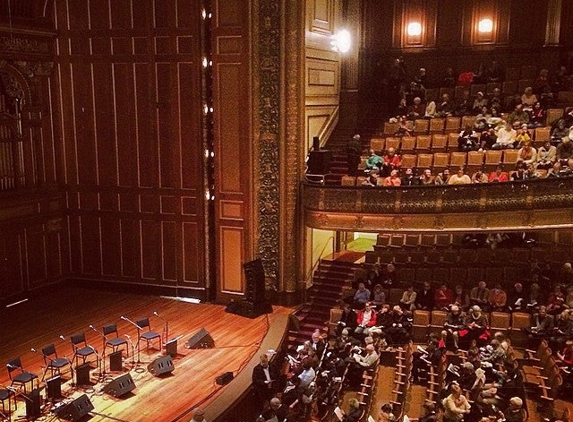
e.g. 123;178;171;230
220;226;244;294
52;0;205;295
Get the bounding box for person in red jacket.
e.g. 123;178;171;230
354;302;377;337
434;283;453;310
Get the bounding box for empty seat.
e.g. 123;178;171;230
416;153;434;169
445;117;461;133
534;127;551;143
400;136;416;153
341;176;356;186
484;150;503;170
414;119;430;134
384;122;399;136
433;152;449;171
385;137;401;151
429;118;445;134
431;134;448;152
502;149;519;166
370;137;385;153
401;154;417;170
449;151;467;168
467;150;485;170
461;115;476;129
446;132;459;150
416;135;432;152
546;108;563;126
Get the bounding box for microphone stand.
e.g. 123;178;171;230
58;335;74;388
121;316;143;365
89;325;108;378
154;311;169;352
124;335;138;371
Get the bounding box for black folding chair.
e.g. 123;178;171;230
136;317;162;353
6;357;38;394
102;323;128;356
41;343;72;381
70;333;98;367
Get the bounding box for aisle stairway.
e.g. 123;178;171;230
289;257;362;346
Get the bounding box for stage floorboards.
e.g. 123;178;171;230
0;286;292;421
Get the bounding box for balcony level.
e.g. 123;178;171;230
302;177;573;233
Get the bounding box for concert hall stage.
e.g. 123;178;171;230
0;286;291;421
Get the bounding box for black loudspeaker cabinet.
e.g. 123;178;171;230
243;258;266;304
147;355;174;376
234;299;273;319
187;328;215;349
103;373;136;397
46;375;62;399
56;394;94;421
215;371;234;385
109;350;123;372
25;388;42;419
75;363;91;386
306;150;332;175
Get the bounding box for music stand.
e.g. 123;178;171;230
165;338;178;358
109;351;123;372
46;376;62;400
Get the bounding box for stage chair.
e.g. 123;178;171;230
41;343;72;381
70;332;98;367
429;310;447;335
431;134;448;152
439;87;454;99
412;310;430;343
490;312;511;337
102;323;129;357
6;357;38;394
454;85;466;100
136;317;162;353
0;387;15;420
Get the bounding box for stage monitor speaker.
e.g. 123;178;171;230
215;371;234;385
306;150;332;175
103;373;136;398
75;363;91;386
56;394;95;421
109;350;123;372
25;388;41;419
165;337;179;357
148;355;174;376
46;375;62;400
243;258;266;304
187;328;214;349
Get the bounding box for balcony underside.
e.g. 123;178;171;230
302;178;573;233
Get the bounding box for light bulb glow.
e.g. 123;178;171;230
407;22;422;36
332;30;351;54
478;18;493;33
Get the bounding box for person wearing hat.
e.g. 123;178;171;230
189;408;206;422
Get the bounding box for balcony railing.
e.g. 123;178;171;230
302;177;573;232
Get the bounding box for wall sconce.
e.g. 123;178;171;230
478;18;493;33
407;22;422;37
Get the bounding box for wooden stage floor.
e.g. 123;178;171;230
0;286;291;421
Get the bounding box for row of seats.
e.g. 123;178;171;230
371;127;555;155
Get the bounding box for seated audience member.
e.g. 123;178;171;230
487;106;504;129
515;124;532;148
399;284;417;312
384;305;412;346
551;309;573;351
354;302;377;336
425;100;436;118
340;398;362;422
298;359;316;389
381;263;397;287
537;140;557;171
381;148;401;177
401;167;417;186
479;127;498;150
547;284;566;315
508;104;530;126
488;284;507;311
258;397;289;422
492;122;517;149
434;283;453;310
371;284;385;307
551;118;569;144
521;87;538;109
408;96;425;119
362;170;380;187
448;167;471;185
452;284;471;310
554;136;573;173
395;116;413;137
557;340;573;367
347;344;379;388
470;281;490;308
455;90;472;117
471;169;488;183
365;149;383;172
416;281;435;310
462;305;489;347
419;168;435;185
442;383;471;422
383;169;401;187
509;160;531;181
474;106;491;132
443;305;465;350
528;101;545;128
335;301;358;336
353;282;371;308
524;305;554;347
457;126;479;151
310;330;326;357
472;91;488;114
517;142;536;166
434;168;451;185
378;403;396;422
412;332;445;383
526;282;543;310
499;397;526;422
394;98;408;118
436;93;455;117
489;89;503;111
507;282;526;312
